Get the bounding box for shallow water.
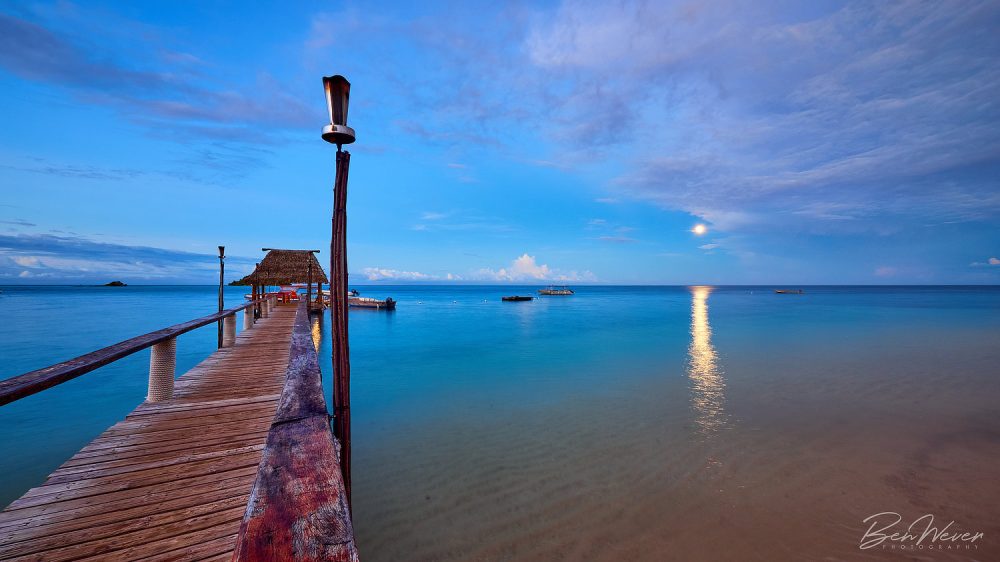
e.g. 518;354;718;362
2;285;999;559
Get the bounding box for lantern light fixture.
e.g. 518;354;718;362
322;75;355;147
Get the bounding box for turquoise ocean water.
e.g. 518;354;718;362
1;285;998;559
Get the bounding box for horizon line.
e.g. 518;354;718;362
1;283;998;288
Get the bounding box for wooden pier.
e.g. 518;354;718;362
0;300;357;561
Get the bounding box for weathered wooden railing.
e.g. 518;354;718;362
233;300;358;561
0;295;278;406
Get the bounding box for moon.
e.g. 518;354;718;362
692;224;707;235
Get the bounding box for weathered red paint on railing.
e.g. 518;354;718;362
232;300;357;561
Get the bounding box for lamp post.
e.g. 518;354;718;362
322;74;355;508
217;246;225;348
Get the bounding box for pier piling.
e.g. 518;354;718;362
223;314;237;346
146;337;176;402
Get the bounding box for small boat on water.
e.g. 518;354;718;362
774;289;804;294
538;285;574;295
502;295;534;302
349;296;396;310
320;289;360;301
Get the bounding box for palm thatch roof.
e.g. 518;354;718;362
233;249;328;286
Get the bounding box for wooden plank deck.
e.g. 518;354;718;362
0;304;299;561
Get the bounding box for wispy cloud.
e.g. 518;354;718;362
0;219;36;227
596;235;636;244
360;267;434;281
301;1;1000;237
586;217;637;243
523;1;1000;231
2;158;147;181
970;257;1000;267
0;11;314;146
0;233;255;283
411;212;514;233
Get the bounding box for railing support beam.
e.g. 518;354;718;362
0;298;266;407
147;338;176;402
223;315;237;347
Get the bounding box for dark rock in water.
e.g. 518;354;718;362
104;280;127;287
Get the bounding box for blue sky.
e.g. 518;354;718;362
0;0;998;284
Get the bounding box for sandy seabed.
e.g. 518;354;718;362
351;331;1000;561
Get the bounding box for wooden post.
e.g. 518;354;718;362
331;148;352;508
307;261;313;313
147;338;176;402
217;246;225;348
250;263;260;317
222;315;237;347
259;267;267;319
244;306;254;330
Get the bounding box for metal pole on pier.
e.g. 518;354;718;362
217;246;225;348
307;260;313;313
253;262;260;320
322;74;356;509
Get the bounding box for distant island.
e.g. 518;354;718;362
103;281;127;287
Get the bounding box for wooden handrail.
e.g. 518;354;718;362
0;297;273;407
233;300;358;561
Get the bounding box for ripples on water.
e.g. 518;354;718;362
2;285;999;560
687;286;727;437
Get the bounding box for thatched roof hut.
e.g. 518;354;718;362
233;249;328;286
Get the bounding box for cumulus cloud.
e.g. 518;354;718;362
970;257;1000;267
473;253;596;282
509;253;551;279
